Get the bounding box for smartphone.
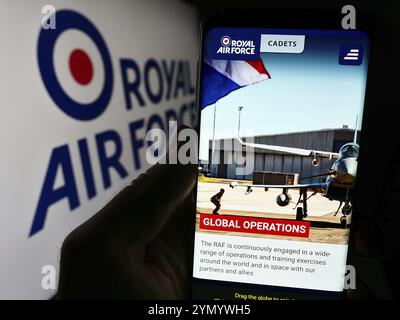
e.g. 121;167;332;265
191;8;373;300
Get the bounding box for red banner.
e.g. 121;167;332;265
199;214;310;238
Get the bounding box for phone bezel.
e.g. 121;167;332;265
191;7;375;299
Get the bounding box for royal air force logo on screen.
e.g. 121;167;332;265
38;10;113;121
31;9;195;236
210;31;260;60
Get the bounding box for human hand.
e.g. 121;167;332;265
56;162;197;299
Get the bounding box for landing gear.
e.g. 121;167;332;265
295;189;309;221
340;216;347;228
342;202;352;216
339;201;352;228
296;207;304;221
339;188;352;228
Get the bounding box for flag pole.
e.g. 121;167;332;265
211;102;216;175
238;106;243;138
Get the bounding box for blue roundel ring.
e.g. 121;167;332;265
37;10;113;121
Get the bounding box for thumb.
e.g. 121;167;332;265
62;124;198;249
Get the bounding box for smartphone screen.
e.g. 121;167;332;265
192;21;371;300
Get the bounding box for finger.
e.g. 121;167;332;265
71;162;197;244
129;193;195;299
65;123;198;245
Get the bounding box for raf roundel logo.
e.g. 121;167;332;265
37;10;113;121
221;36;231;47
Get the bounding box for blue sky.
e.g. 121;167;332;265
199;29;370;160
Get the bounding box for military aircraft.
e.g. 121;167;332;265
229;130;359;228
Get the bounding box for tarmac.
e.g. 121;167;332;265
196;181;351;245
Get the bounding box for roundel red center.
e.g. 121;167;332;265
69;49;94;85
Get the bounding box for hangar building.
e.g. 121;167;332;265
207;127;359;184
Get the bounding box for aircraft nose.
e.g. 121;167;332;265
335;158;357;184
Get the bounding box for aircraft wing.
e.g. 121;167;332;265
237;137;339;159
229;181;327;191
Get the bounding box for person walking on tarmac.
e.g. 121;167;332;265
210;188;225;215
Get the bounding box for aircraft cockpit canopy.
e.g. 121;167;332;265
339;143;359;158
